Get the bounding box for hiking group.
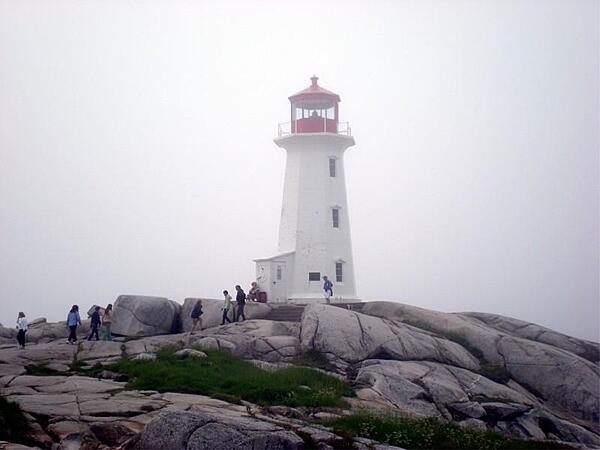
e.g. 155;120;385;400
13;303;113;349
14;276;334;347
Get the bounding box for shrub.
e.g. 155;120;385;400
0;396;31;445
325;413;573;450
25;363;60;376
106;348;353;407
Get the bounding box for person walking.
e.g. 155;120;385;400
221;290;232;325
66;305;82;344
16;312;28;349
323;275;333;304
190;300;203;334
235;285;247;322
102;304;113;341
87;306;101;341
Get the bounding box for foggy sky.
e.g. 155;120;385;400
0;0;598;341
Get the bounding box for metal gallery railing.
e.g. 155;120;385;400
277;121;352;138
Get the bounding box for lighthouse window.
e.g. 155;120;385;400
335;263;343;282
329;158;336;177
332;208;340;228
308;272;321;281
276;265;282;280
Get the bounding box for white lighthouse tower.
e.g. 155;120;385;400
255;76;358;303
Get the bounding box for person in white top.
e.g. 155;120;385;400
16;312;28;349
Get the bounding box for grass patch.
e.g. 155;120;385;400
291;349;333;370
25;363;60;376
0;396;32;446
105;348;353;407
325;413;573;450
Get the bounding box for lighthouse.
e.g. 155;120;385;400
255;76;358;303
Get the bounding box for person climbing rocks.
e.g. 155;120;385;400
221;290;233;325
235;285;247;322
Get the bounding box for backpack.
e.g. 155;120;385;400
191;304;203;319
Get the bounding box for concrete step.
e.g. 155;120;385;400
264;305;306;322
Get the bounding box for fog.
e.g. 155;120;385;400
1;0;598;341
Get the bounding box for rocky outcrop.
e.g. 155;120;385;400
358;301;600;425
0;299;597;449
463;311;600;363
0;371;402;450
351;359;599;446
111;295;182;337
300;304;480;371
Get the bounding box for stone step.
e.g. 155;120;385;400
264;305;306;322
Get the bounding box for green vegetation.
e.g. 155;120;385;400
0;395;32;446
326;413;573;450
291;349;333;370
106;348;353;407
25;363;60;376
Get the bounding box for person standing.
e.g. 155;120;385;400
102;304;113;341
66;305;82;344
221;290;232;325
87;306;101;341
190;300;203;334
323;275;333;304
235;285;247;322
16;312;28;349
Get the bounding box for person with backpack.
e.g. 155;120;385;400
87;306;101;341
221;290;233;325
66;305;82;344
190;300;203;334
234;285;247;322
323;275;333;304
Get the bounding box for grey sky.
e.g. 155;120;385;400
0;0;598;341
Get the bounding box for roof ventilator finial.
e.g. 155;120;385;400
310;75;319;87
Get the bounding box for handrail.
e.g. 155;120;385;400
277;121;352;138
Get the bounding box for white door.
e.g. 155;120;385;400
270;262;287;302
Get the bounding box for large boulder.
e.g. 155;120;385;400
180;298;271;331
137;411;304;450
359;301;600;425
300;304;480;371
111;295;181;337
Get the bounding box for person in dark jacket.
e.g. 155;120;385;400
87;306;101;341
190;300;203;334
323;275;333;304
234;285;246;322
66;305;82;344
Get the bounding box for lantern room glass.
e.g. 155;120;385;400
291;99;338;134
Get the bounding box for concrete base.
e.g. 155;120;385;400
270;297;362;305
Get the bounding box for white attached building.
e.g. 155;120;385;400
255;76;358;303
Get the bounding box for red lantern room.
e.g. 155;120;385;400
288;76;341;134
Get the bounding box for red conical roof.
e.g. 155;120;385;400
289;76;341;103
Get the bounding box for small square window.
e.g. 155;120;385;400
332;208;339;228
308;272;321;281
329;158;336;177
336;263;343;282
